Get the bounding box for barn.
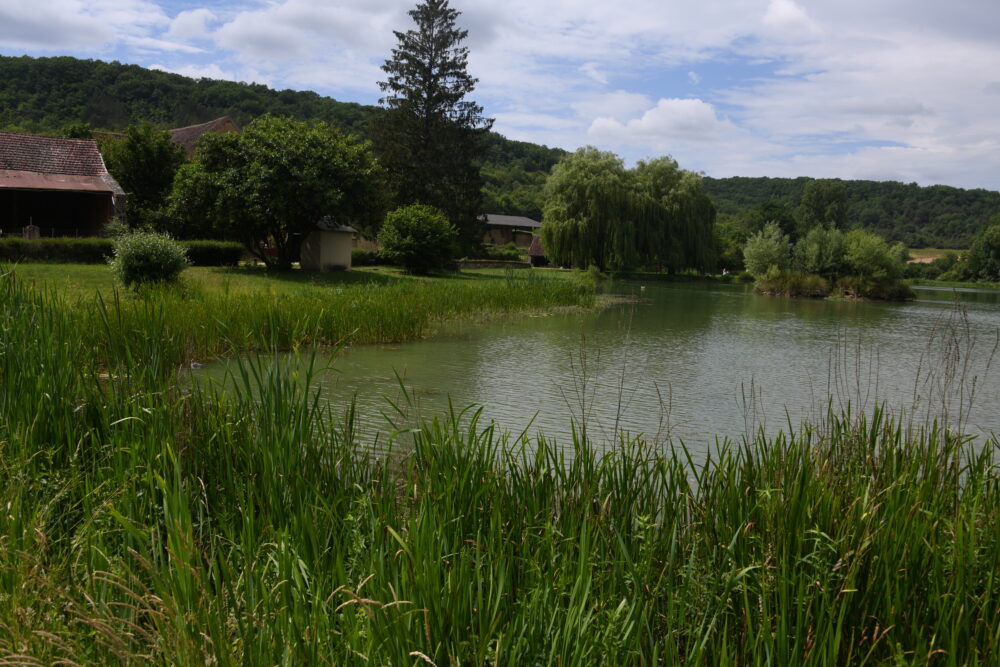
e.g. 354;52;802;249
0;131;125;237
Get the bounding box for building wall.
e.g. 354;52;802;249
0;189;111;237
300;230;353;271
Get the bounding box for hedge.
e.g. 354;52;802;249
0;238;246;266
182;241;246;267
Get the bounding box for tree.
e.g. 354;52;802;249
372;0;493;252
540;148;716;272
166;116;387;270
742;201;798;242
797;179;847;235
100;122;186;229
743;222;791;278
964;223;1000;281
843;229;904;281
377;204;457;274
793;226;845;279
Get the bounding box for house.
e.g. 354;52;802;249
169;116;240;157
300;217;357;271
484;214;541;247
0;131;125;237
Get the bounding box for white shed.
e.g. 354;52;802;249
300;217;357;272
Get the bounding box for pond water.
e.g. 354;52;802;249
201;281;1000;459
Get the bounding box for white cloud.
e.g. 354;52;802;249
580;62;608;85
590;98;736;147
762;0;819;35
167;8;217;41
0;0;168;50
5;0;1000;188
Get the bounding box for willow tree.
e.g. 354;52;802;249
541;148;717;272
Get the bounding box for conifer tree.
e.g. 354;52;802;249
373;0;493;251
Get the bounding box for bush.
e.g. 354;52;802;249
836;276;915;301
477;243;522;262
756;271;830;297
0;237;113;263
109;231;190;288
377;204;457;274
352;248;387;266
182;240;245;266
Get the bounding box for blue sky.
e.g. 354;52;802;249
2;0;999;190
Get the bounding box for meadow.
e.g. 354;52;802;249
8;263;594;369
1;265;999;664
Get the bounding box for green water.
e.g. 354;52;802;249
203;282;1000;457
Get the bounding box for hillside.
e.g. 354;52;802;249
0;54;564;219
3;55;995;238
705;176;1000;248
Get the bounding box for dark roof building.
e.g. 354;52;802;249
0;131;124;236
484;213;542;247
169;116;240;157
485;213;542;230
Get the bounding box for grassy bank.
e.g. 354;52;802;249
3;270;1000;663
910;278;1000;291
7;264;594;370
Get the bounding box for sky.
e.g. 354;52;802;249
2;0;999;190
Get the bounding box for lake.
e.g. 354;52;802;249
202;281;1000;459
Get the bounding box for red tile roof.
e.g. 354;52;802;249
169;116;239;156
0;132;124;194
0;132;111;176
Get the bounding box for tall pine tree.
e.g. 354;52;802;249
373;0;493;251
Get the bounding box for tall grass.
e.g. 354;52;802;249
2;269;999;663
35;266;594;372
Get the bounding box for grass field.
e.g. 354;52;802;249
6;263;595;368
907;247;957;263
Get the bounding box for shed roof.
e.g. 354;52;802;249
0;132;124;194
484;213;542;229
528;234;546;257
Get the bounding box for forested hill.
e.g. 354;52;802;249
704;176;1000;248
0;54;376;134
0;54;565;218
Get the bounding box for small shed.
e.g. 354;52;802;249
528;234;548;267
300;217;356;271
483;214;541;247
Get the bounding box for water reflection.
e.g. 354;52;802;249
201;281;1000;459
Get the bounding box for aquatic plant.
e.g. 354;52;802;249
1;268;998;663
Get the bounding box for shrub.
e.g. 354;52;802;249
836;276;915;300
0;237;113;263
377;204;457;274
109;231;190;288
352;248;387;266
477;243;523;262
182;240;245;266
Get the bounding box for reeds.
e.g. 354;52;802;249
2;268;999;664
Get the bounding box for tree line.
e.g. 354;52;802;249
706;176;1000;248
0;53;561;222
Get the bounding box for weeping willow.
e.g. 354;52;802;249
541;148;717;272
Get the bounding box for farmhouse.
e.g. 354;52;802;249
0;131;125;237
483;213;541;247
